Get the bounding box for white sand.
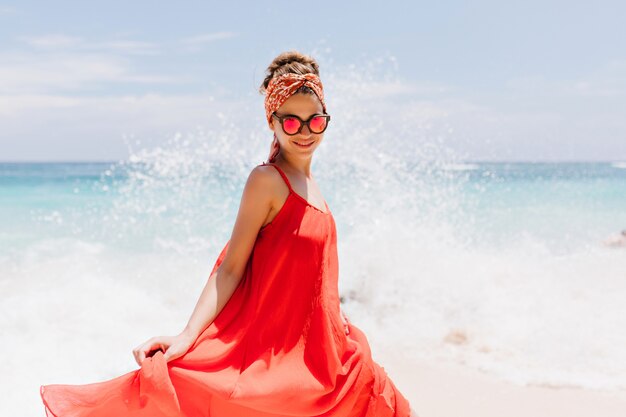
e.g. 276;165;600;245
378;349;626;417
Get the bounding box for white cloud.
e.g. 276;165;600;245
19;34;83;48
0;51;177;94
331;80;452;99
0;92;253;161
561;60;626;97
181;32;237;45
0;6;16;15
96;40;160;55
18;34;161;55
0;93;219;120
0;94;80;116
505;60;626;98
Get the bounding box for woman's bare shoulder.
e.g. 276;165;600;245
246;164;285;196
245;165;291;219
249;165;287;189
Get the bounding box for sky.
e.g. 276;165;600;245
0;0;625;162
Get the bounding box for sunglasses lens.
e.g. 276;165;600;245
309;116;327;133
282;117;301;135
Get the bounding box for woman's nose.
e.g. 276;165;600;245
300;124;312;136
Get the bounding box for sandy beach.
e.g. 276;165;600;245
378;349;626;417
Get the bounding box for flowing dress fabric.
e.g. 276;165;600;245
40;163;411;417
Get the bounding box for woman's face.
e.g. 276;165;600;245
268;93;325;159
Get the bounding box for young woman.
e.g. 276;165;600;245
40;51;417;417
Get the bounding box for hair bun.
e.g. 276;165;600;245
259;51;320;94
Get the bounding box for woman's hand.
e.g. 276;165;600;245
340;308;350;335
132;331;196;366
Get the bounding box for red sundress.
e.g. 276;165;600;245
39;162;411;417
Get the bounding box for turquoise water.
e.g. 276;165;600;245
3;161;625;252
457;162;626;249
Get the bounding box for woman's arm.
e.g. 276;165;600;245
181;165;278;340
179;267;239;340
133;165;279;364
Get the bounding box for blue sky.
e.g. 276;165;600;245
1;0;625;161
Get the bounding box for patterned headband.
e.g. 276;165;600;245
264;72;326;125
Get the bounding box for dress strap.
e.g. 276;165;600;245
261;163;294;193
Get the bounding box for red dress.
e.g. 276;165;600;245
40;162;411;417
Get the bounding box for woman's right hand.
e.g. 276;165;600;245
132;331;196;366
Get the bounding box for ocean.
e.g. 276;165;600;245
2;153;625;397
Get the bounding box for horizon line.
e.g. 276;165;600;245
0;159;625;164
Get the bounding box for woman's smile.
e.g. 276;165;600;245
292;140;314;148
